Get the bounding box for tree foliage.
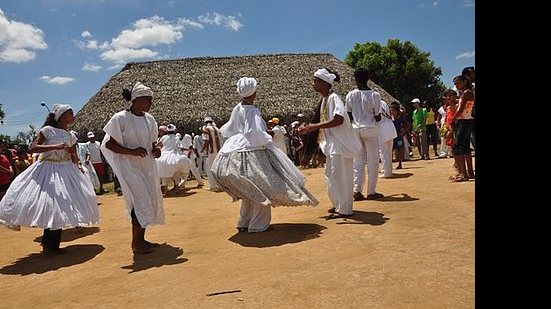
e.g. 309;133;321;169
345;39;446;113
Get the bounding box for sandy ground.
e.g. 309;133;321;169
0;157;474;309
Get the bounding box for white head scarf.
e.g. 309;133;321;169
314;68;336;85
52;104;72;121
131;82;154;102
167;124;177;132
236;77;257;98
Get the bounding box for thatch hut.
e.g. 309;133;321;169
72;53;397;138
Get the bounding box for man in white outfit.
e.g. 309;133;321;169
87;131;107;194
268;117;288;154
345;68;384;201
298;68;361;217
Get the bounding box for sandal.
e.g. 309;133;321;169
327;207;336;213
449;175;469;182
326;213;353;220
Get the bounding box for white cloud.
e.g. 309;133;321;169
100;47;158;63
39;75;75;85
198;12;243;31
455;51;475;59
82;62;102;72
464;0;475;7
178;18;204;29
111;16;184;49
418;3;425;8
83;13;243;65
0;8;47;63
433;1;439;6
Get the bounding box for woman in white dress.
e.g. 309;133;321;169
71;131;101;190
211;77;318;233
156;123;191;194
100;82;164;254
0;104;98;254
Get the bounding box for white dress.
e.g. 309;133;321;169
156;134;191;179
77;142;101;189
100;110;164;227
0;126;99;229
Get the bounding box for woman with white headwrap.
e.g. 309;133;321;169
298;68;361;218
100;82;164;254
0;104;98;254
211;77;318;233
156;123;191;194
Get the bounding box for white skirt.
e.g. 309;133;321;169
0;160;99;230
211;145;319;207
156;150;191;178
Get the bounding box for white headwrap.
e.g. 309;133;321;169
131;81;154;102
52;104;72;121
314;68;336;85
167;124;177;132
236;77;257;98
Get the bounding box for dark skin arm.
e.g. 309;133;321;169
105;137;148;158
297;114;344;135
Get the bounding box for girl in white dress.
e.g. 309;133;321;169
100;82;164;254
211;77;318;233
0;105;98;254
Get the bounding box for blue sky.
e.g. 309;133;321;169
0;0;475;137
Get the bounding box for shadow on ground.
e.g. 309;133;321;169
320;211;389;225
378;193;419;202
33;227;100;243
387;172;414;179
121;243;187;273
0;244;105;276
228;223;326;248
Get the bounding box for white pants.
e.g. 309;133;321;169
325;154;354;215
205;153;221;190
237;198;271;233
196;154;206;176
379;139;393;178
353;128;380;195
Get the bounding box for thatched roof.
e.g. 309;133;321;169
72;53;397;138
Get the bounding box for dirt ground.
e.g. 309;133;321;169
0;157;474;309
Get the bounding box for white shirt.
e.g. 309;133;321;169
319;93;361;158
345;89;382;128
271;124;287;153
87;140;102;163
218;103;272;154
378;100;397;144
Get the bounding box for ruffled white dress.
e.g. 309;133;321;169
156;134;191;179
0;126;99;229
211;103;318;207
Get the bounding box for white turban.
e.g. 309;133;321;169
314;68;336;85
131;81;154;101
167;124;177;132
236;77;257;98
52;104;72;121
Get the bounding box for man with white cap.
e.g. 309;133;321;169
86;131;107;194
201;116;222;191
298;68;361;217
100;81;164;254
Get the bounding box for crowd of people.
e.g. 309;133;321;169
0;65;474;255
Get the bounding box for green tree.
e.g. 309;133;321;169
345;39;446;113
